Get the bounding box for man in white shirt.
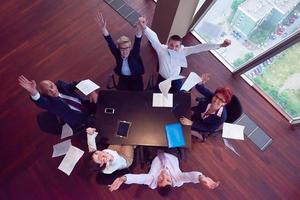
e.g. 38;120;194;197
108;152;219;196
87;128;134;174
138;17;231;92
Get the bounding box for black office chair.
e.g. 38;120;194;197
36;111;63;135
224;95;243;124
106;74;117;90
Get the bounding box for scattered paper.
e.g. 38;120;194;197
222;123;245;140
58;145;84;176
180;72;202;91
159;76;185;98
52;139;72;158
76;79;100;95
87;132;98;152
152;93;173;107
223;138;240;157
61;123;73;139
159;79;172;98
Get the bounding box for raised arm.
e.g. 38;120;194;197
183;39;231;56
95;11;109;36
138;17;163;53
18;75;38;96
109;174;154;192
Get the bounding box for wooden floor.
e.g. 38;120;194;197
1;0;300;199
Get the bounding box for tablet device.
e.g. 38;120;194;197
116;121;131;138
104;108;115;114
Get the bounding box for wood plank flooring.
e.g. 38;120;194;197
0;0;299;199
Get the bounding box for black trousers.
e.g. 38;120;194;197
117;75;144;91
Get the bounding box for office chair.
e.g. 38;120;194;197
106;74;117;90
36;111;62;135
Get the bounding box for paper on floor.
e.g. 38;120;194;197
180;72;202;92
223;138;240;157
76;79;100;95
58;145;84;176
152;93;173;107
52;139;72;158
87;132;98;152
61;123;73;139
222;123;245;140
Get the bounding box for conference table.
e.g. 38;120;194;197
95;90;191;148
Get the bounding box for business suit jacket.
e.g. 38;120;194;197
191;84;227;133
31;80;95;129
104;35;144;76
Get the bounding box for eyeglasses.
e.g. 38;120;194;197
119;46;131;50
214;94;226;103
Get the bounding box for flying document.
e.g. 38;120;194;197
180;72;202;92
222;123;245;140
61;123;73;139
58;145;84;176
76;79;100;95
158;76;184;98
52;139;72;158
223;138;240;157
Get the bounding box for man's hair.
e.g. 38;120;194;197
117;36;131;46
169;35;182;43
88;151;107;173
157;185;172;197
215;86;233;104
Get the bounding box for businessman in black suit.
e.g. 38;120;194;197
95;12;145;91
18;75;98;131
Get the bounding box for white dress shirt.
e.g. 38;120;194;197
102;149;127;174
124;153;203;189
121;58;132;76
144;26;221;79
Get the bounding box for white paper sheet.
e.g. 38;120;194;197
180;72;202;91
52;139;72;158
158;76;185;98
223;138;240;157
222;123;245;140
158;79;172;98
58;145;84;176
87;132;98;152
61;123;73;139
76;79;100;95
152;93;173;107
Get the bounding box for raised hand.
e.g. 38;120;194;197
18;75;38;96
179;117;193;126
200;176;220;189
200;73;210;84
108;176;126;192
138;16;147;29
88;91;98;103
220;39;231;47
86;127;96;135
95;11;109;36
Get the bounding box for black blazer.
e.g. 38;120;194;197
31;80;95;129
191;84;227;133
104;35;144;76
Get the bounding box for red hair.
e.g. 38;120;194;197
215;87;233;104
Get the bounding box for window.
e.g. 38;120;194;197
192;0;300;71
243;42;300;124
